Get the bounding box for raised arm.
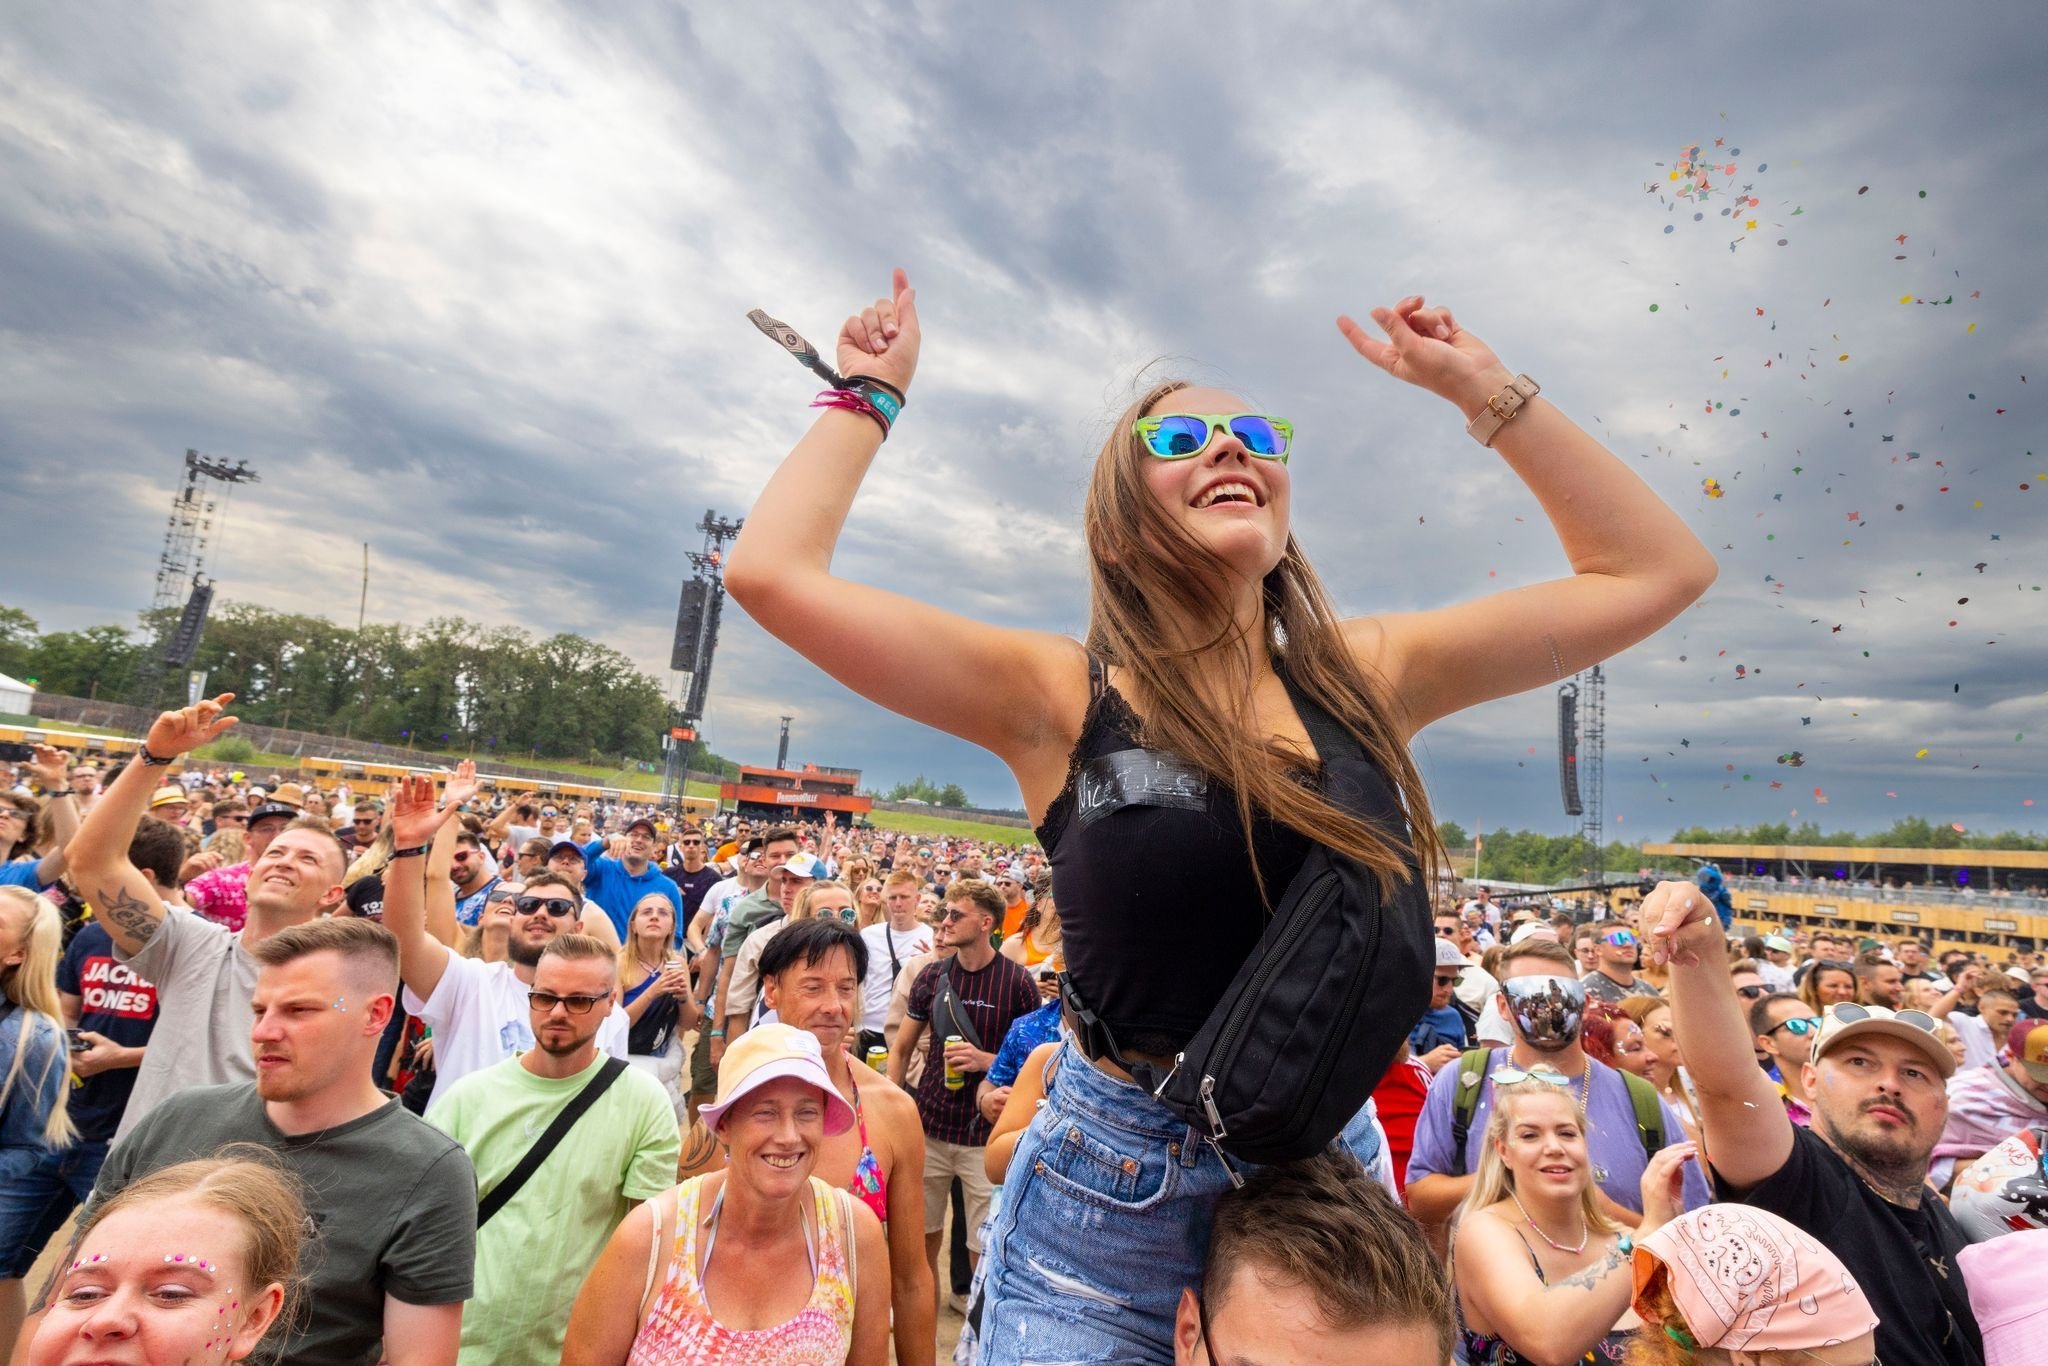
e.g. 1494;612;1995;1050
721;270;1074;762
421;763;479;949
1645;879;1792;1191
1336;299;1718;735
383;774;458;1005
68;699;238;956
22;745;81;884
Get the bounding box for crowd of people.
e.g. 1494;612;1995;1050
5;277;2045;1364
4;709;2044;1363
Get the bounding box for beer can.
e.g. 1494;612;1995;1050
944;1034;965;1090
865;1045;889;1074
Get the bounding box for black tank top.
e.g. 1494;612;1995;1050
1037;657;1315;1057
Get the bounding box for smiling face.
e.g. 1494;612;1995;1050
507;885;580;966
31;1195;283;1366
1812;967;1858;1005
1134;387;1293;585
1496;1089;1591;1198
244;830;345;922
718;1076;825;1199
763;943;862;1054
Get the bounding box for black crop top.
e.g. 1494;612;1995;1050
1037;658;1315;1058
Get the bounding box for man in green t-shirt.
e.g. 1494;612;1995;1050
428;935;680;1366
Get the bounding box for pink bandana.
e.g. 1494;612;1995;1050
1632;1205;1878;1351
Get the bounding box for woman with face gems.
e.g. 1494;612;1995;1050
722;271;1716;1363
28;1153;303;1365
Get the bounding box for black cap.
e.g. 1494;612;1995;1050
625;817;657;837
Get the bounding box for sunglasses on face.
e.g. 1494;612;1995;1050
1736;984;1771;1000
1433;973;1463;987
679;838;704;846
512;896;576;918
937;909;978;924
528;991;606;1015
1132;412;1293;462
1436;925;1458;936
1770;1016;1824;1038
1601;930;1638;947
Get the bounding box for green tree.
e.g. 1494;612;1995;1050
937;783;969;809
27;625;140;700
0;605;37;680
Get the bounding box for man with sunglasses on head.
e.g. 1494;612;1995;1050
1405;938;1708;1234
382;775;628;1112
1578;924;1661;1004
1749;992;1821;1126
1649;879;1985;1364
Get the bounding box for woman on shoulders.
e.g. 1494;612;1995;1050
1454;1072;1694;1365
722;269;1715;1363
563;1023;888;1366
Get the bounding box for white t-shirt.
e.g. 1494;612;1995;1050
859;921;934;1031
403;952;629;1111
1952;1011;1998;1070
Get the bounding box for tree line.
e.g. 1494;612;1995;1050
0;600;694;766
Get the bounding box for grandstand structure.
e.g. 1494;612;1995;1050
1646;840;2048;953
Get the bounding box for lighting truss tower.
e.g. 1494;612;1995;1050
1578;664;1607;880
129;449;259;709
661;509;743;807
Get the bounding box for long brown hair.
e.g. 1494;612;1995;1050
1083;380;1443;902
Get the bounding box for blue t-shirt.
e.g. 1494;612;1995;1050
0;857;49;891
56;923;161;1143
1408;1005;1470;1055
0;1002;68;1153
454;877;501;928
579;841;682;941
987;1000;1062;1089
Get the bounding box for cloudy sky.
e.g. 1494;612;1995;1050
5;2;2043;840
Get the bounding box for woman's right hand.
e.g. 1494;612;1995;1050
834;268;920;398
1637;1140;1697;1232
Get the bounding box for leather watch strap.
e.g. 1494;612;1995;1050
1466;374;1542;447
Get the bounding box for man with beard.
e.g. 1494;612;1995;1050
1405;938;1708;1228
428;937;678;1366
579;817;681;943
1856;950;1908;1009
1650;879;1985;1364
675;919;935;1366
1579;925;1662;1004
65;698;352;1141
448;830;500;926
26;917;476;1365
383;774;629;1111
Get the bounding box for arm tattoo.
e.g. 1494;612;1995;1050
1550;1240;1627;1293
678;1123;721;1178
92;883;163;949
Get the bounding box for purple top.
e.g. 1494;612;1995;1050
1405;1050;1713;1212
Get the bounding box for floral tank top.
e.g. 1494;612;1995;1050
626;1175;856;1366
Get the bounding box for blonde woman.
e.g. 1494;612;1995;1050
620;892;699;1118
0;886;79;1349
998;890;1062;978
1453;1072;1694;1364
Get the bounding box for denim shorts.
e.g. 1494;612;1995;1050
968;1038;1385;1364
0;1140;110;1279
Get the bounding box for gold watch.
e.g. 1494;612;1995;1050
1466;374;1541;448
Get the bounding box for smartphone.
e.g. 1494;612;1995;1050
65;1029;87;1052
0;742;36;763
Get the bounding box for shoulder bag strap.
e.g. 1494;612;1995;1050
1619;1069;1667;1161
476;1057;630;1227
935;959;984;1051
1276;663;1368;767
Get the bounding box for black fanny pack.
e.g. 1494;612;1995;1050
1063;670;1433;1168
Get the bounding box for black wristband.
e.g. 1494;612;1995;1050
845;373;905;404
139;747;175;767
32;789;69;800
389;844;431;860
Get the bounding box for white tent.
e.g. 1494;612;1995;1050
0;672;32;716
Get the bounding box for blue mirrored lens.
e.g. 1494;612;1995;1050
1228;416;1286;457
1149;415;1210;457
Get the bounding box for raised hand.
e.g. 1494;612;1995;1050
1637;1140;1698;1231
1336;296;1513;414
442;759;481;813
389;773;445;849
145;694;239;758
834;267;920;399
27;744;69;791
1642;880;1726;969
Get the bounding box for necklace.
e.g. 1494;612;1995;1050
1509;1187;1589;1254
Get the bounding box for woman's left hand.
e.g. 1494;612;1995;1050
1337;296;1514;417
1637;1140;1698;1233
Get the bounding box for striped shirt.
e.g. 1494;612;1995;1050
907;953;1040;1146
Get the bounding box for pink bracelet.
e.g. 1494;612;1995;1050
812;389;890;438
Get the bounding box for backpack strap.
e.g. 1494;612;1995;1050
1619;1068;1667;1164
1276;664;1368;767
1447;1047;1494;1177
1086;652;1106;704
